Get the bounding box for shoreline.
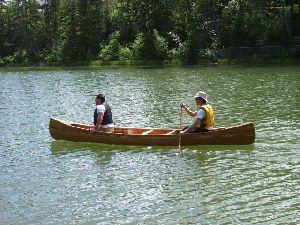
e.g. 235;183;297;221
1;58;300;70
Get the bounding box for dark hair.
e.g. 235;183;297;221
96;94;105;103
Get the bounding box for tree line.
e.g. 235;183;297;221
0;0;299;66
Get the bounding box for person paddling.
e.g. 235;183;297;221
180;91;214;135
90;94;114;133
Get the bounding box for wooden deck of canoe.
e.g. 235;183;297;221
49;117;255;146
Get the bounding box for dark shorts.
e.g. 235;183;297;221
183;126;209;133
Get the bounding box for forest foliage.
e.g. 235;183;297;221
0;0;299;66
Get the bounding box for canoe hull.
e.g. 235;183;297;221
49;118;255;146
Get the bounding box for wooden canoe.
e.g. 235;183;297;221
49;117;255;146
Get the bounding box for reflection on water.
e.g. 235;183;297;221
50;140;140;155
50;140;257;178
50;140;255;155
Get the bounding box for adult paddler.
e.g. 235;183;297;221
90;94;114;133
180;91;214;135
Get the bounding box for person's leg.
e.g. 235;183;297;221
103;127;114;133
191;127;209;133
176;126;208;134
98;127;114;133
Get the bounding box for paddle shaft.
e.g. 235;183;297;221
179;106;183;149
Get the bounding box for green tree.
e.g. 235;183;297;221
53;0;106;63
173;0;221;64
1;0;300;66
119;0;173;60
219;0;295;47
4;0;46;64
43;0;59;51
0;0;8;61
132;29;168;60
112;0;136;43
99;31;121;61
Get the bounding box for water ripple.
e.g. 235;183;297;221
0;67;299;224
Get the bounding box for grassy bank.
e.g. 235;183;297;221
1;58;300;68
89;59;183;67
218;58;300;66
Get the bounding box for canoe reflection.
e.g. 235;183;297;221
50;140;143;155
51;140;255;155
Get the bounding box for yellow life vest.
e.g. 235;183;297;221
199;104;214;128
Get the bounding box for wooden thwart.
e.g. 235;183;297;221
141;130;154;135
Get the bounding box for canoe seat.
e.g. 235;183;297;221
141;130;154;135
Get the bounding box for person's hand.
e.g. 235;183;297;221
90;128;97;133
180;103;187;109
179;130;186;135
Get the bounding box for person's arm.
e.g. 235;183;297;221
91;105;105;133
94;112;104;130
180;118;201;135
180;103;197;117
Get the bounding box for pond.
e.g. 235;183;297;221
0;66;299;224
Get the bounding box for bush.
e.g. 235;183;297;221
168;42;188;64
99;32;121;61
131;32;146;59
153;29;169;60
132;30;169;60
0;58;5;66
177;42;188;62
118;46;133;60
2;50;29;66
198;49;217;62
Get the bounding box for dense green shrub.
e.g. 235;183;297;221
118;46;133;60
153;30;169;60
99;32;121;61
3;50;29;66
132;30;169;60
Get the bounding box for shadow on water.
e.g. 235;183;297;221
50;140;145;166
51;141;256;171
50;140;255;156
50;140;142;155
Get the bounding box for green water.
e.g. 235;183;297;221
0;66;299;224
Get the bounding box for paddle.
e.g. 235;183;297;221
179;104;183;149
